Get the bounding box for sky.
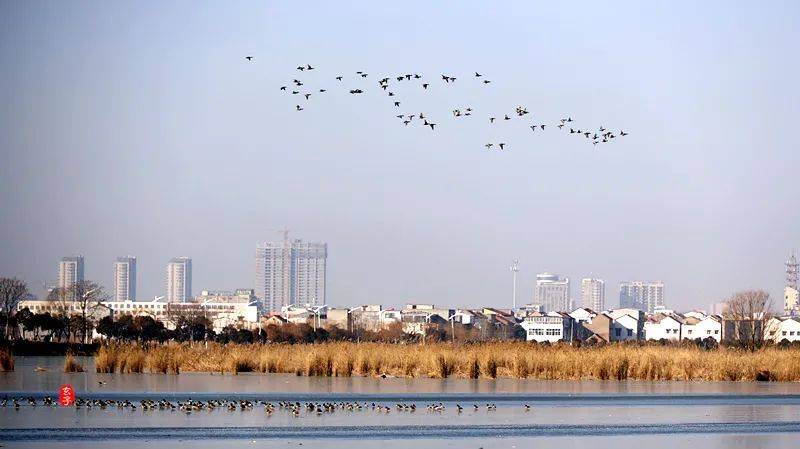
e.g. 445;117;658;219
1;1;799;311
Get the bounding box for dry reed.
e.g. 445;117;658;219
63;354;84;373
0;348;13;372
94;342;800;382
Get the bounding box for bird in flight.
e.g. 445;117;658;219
336;76;343;81
485;143;493;149
245;56;253;61
489;117;495;123
498;143;506;150
428;122;436;130
306;64;314;70
475;72;482;77
422;83;429;89
304;93;311;100
296;105;303;111
483;80;491;84
296;66;305;71
394;101;400;107
280;86;286;91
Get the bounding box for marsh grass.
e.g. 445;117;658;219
95;342;800;381
0;348;14;372
63;354;84;373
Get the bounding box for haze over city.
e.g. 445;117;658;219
1;1;799;311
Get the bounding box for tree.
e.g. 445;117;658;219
723;289;773;351
66;281;109;343
0;277;29;339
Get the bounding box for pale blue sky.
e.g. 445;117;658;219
1;1;798;310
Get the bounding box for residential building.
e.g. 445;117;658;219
166;257;192;303
607;308;645;341
568;308;613;342
643;312;684;341
683;313;722;342
58;256;84;298
619;281;665;313
195;289;256;304
581;278;605;312
535;273;571;312
766;317;800;343
520;312;574;343
113;256;137;302
785;287;799;317
255;237;327;313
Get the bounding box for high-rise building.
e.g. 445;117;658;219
535;273;570;312
166;257;192;303
581;278;605;311
58;256;85;296
619;281;664;313
113;256;137;302
255;236;327;312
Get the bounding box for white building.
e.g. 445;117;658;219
255;237;327;312
619;281;665;313
785;287;799;317
682;314;722;342
535;273;570;312
581;278;605;312
643;313;683;341
520;312;574;343
58;256;84;298
607;309;644;341
766;317;800;343
113;256;136;302
568;307;599;324
166;257;192;303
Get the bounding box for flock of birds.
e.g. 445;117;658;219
1;396;532;416
247;56;630;151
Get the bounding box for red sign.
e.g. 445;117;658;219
59;384;75;406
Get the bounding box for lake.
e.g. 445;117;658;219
1;356;799;448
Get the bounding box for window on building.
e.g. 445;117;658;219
615;328;621;337
714;330;719;334
627;329;632;337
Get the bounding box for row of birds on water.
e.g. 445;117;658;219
249;57;629;151
2;396;532;415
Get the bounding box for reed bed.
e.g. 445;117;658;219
94;342;800;381
0;348;13;372
63;354;84;373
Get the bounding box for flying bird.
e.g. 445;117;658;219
428;122;436;130
306;64;314;70
296;66;305;71
422;83;429;89
280;86;286;91
245;56;253;61
304;93;311;100
394;101;400;107
296;105;303;111
498;143;506;150
336;76;343;81
475;72;482;77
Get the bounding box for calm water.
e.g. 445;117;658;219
1;356;799;448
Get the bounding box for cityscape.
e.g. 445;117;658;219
12;238;798;345
2;2;800;448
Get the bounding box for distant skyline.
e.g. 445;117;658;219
1;1;798;311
